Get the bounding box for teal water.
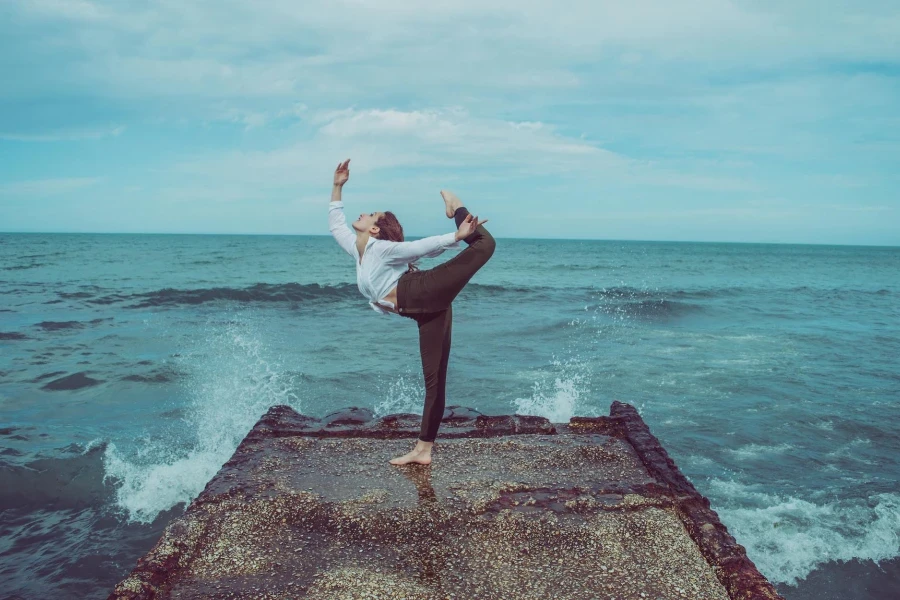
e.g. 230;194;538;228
1;232;898;598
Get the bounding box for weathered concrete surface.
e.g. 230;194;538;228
110;402;782;600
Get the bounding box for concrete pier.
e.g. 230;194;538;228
109;401;782;599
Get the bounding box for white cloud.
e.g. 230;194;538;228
208;103;308;130
165;105;753;204
178;106;618;182
317;108;604;160
8;0;899;104
2;0;898;242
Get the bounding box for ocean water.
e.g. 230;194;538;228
1;232;898;599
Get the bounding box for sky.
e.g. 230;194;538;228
1;0;898;245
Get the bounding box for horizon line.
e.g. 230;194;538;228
1;230;898;249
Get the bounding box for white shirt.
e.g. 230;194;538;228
328;201;460;315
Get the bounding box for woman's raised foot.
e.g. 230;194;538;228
440;190;463;219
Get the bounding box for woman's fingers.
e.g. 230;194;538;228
460;213;490;233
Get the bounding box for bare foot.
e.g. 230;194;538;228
440;190;463;219
389;441;434;465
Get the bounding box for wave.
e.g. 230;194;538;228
41;280;893;317
587;298;704;320
0;331;29;340
50;282;721;310
30;370;68;383
547;263;619;271
103;313;304;523
592;285;702;299
706;479;900;586
0;443;110;510
35;320;84;331
724;443;794;460
463;283;547;296
90;282;361;308
120;367;179;384
510;330;600;423
1;263;47;271
40;371;105;391
57;291;94;299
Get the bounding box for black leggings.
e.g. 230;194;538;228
396;206;496;442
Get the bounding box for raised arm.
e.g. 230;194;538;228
377;211;488;265
377;232;460;265
328;159;357;259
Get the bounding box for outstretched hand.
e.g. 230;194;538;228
334;158;350;187
455;213;488;242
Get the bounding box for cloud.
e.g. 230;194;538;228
317;108;606;160
206;103;308;130
1;0;898;242
177;106;617;181
171;106;754;197
7;0;899;106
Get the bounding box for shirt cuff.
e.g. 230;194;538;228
329;200;343;207
442;232;460;248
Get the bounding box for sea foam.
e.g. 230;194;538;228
707;479;900;585
103;313;303;523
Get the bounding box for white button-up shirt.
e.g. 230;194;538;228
329;201;460;315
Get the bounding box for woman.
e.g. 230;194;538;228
328;158;495;466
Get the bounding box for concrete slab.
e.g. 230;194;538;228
109;402;782;600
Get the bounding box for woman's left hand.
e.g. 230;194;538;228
455;213;488;241
334;158;351;186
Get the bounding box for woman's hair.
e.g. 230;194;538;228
375;211;419;272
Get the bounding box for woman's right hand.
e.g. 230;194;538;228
334;158;350;187
455;213;488;241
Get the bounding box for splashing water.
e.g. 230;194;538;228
372;369;424;418
104;311;303;523
707;480;900;585
512;316;599;422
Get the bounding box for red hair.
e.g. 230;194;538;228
375;211;419;272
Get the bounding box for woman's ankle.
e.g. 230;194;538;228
453;206;469;227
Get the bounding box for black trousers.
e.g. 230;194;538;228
396;206;496;442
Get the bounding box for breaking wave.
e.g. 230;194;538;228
103;312;304;523
707;479;900;586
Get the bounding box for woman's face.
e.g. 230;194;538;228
353;211;384;235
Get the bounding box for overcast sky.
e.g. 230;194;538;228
1;0;898;244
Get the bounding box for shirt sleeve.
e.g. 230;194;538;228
376;232;460;265
328;201;358;259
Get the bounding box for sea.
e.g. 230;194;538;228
0;232;898;599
